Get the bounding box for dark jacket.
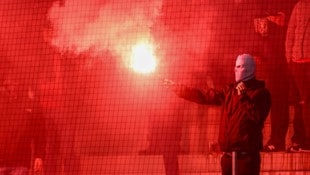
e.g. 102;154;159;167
0;93;46;167
175;78;271;153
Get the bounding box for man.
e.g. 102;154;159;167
0;79;46;175
286;0;310;151
251;0;300;152
139;87;183;175
166;54;271;175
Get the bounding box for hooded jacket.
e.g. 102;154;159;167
175;78;271;153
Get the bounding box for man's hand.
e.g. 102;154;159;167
34;158;43;173
236;82;247;95
163;79;184;94
267;12;285;26
163;79;175;86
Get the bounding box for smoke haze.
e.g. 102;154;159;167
48;0;163;60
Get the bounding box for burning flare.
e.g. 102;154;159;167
130;42;157;74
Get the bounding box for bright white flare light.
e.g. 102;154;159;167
130;42;157;74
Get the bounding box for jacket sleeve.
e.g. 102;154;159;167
173;85;225;105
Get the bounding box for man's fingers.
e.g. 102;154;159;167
163;79;176;87
164;79;174;84
236;82;247;95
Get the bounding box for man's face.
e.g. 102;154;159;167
235;58;246;82
234;54;255;82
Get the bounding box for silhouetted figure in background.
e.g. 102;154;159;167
0;76;46;175
139;87;183;175
42;53;82;175
58;54;82;175
286;0;310;151
250;0;299;152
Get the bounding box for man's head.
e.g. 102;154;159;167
234;54;256;82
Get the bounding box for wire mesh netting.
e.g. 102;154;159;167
0;0;309;175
